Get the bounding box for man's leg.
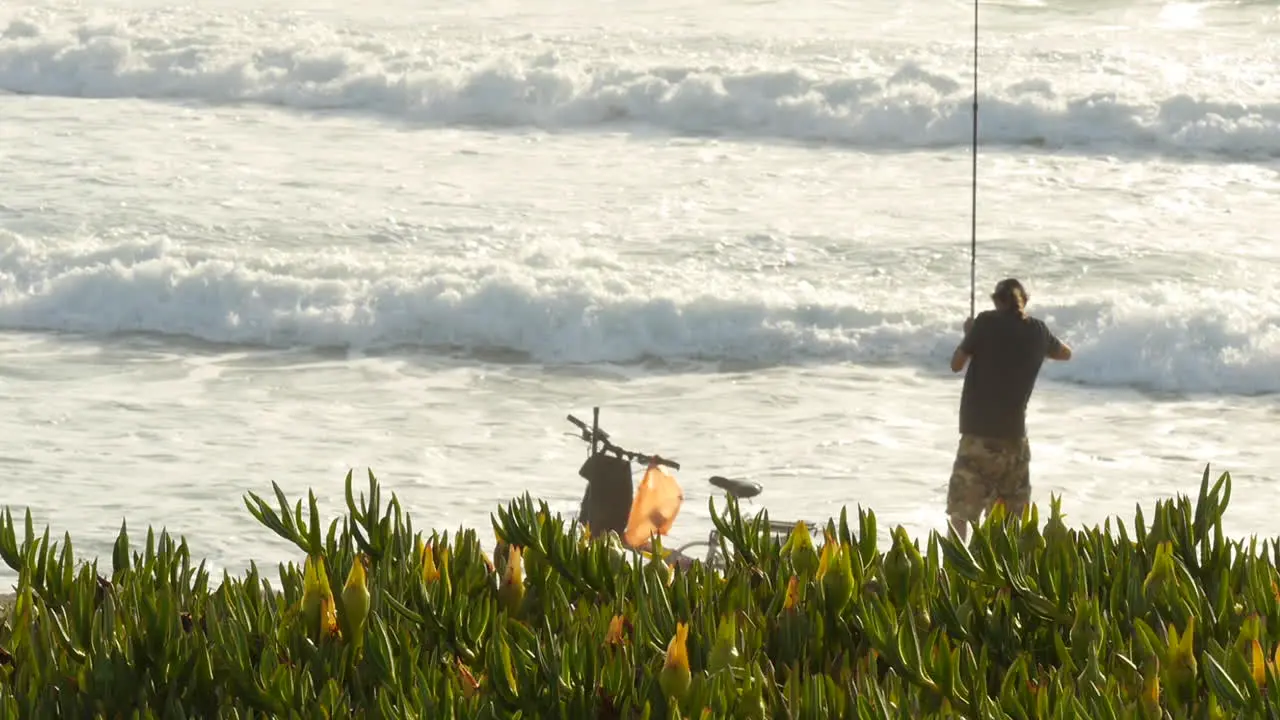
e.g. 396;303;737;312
991;437;1032;519
946;435;992;541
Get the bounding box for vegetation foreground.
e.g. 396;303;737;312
0;466;1278;717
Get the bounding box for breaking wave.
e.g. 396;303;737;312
2;235;1277;396
1;15;1278;160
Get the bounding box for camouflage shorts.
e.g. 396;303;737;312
946;434;1031;524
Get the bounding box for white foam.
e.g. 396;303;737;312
1;14;1278;159
2;234;1277;396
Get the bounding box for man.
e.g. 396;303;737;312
946;278;1071;540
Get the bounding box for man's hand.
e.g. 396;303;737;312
963;317;974;334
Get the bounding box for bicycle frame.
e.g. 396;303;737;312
565;407;816;569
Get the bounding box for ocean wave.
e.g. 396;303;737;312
1;16;1279;160
2;236;1277;396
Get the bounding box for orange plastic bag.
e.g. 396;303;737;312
623;463;685;548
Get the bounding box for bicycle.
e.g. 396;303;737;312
565;407;818;570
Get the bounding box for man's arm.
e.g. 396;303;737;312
1047;330;1072;361
951;316;979;372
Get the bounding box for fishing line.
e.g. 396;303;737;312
969;0;979;319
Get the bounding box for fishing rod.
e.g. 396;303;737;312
969;0;979;319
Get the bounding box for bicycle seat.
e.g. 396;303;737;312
708;475;763;500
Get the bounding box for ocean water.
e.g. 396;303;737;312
2;0;1278;585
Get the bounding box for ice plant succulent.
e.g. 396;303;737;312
0;462;1273;717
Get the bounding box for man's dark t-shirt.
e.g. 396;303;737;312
958;309;1064;439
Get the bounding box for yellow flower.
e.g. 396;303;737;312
605;614;627;646
1249;635;1269;691
640;545;673;561
498;544;526;616
1233;612;1262;656
816;541;835;581
300;554;337;641
1252;639;1266;689
708;615;740;673
640;546;675;585
782;575;801;613
820;542;855;616
341;554;372;644
321;594;339;639
1168;616;1196;674
783;521;819;577
1141;658;1160;720
300;554;325;637
420;542;441;585
1162;616;1197;707
12;583;33;630
457;657;482;699
1143;541;1176;597
659;622;692;701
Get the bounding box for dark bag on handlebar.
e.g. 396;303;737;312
577;452;633;537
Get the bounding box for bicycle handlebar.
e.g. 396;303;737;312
566;413;609;441
566;413;680;470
